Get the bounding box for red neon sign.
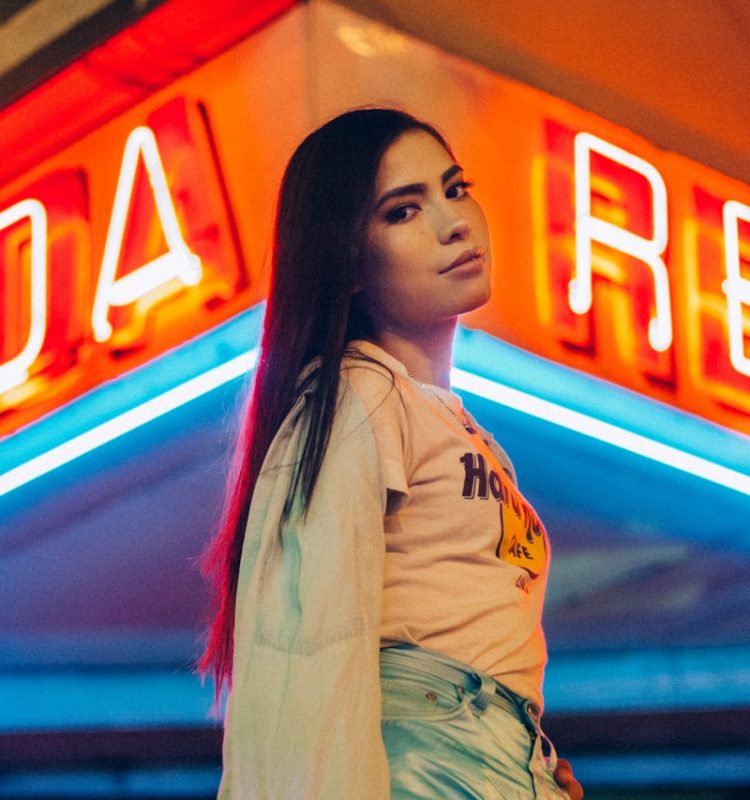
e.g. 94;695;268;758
518;117;750;425
685;188;750;413
533;119;675;384
1;43;750;438
0;98;247;436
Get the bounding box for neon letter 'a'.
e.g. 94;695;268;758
0;199;47;393
91;126;201;342
722;200;750;377
571;132;672;352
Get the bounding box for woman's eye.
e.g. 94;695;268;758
446;180;474;199
385;204;418;224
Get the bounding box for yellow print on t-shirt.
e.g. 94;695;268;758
459;451;548;579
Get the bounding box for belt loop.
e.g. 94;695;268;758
470;672;496;712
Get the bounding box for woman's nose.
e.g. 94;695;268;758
440;215;470;244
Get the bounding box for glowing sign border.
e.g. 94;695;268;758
453;369;750;496
1;311;748;500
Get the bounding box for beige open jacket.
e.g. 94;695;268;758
218;367;391;798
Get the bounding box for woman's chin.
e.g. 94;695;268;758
456;283;492;316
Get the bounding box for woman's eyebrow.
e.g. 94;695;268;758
441;164;463;184
373;164;464;210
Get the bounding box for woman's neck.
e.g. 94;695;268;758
373;323;455;390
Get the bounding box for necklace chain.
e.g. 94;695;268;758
404;370;478;434
419;383;477;435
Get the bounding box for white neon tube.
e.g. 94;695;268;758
722;199;750;378
0;349;257;498
572;132;672;353
2;350;749;500
91;126;202;343
452;367;750;497
0;198;48;393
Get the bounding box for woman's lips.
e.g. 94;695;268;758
440;247;485;274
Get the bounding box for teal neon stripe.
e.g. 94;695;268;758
2;311;749;499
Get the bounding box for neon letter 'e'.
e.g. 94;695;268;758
722;200;750;377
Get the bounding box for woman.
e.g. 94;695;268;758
201;108;582;799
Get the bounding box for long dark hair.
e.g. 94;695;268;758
199;108;450;691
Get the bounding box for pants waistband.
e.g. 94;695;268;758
379;645;540;737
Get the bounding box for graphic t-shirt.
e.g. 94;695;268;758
344;341;550;708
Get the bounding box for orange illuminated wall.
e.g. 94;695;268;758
1;0;750;437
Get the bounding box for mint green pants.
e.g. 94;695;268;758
380;646;570;800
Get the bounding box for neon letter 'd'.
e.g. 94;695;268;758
0;199;47;392
722;200;750;377
91;126;201;342
571;132;672;352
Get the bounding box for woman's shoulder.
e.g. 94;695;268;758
341;340;407;394
337;341;412;430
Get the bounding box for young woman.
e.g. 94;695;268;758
201;108;582;799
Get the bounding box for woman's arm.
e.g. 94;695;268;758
218;373;399;799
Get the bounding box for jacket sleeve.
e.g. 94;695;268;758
218;373;401;799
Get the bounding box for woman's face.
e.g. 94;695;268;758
362;129;491;336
